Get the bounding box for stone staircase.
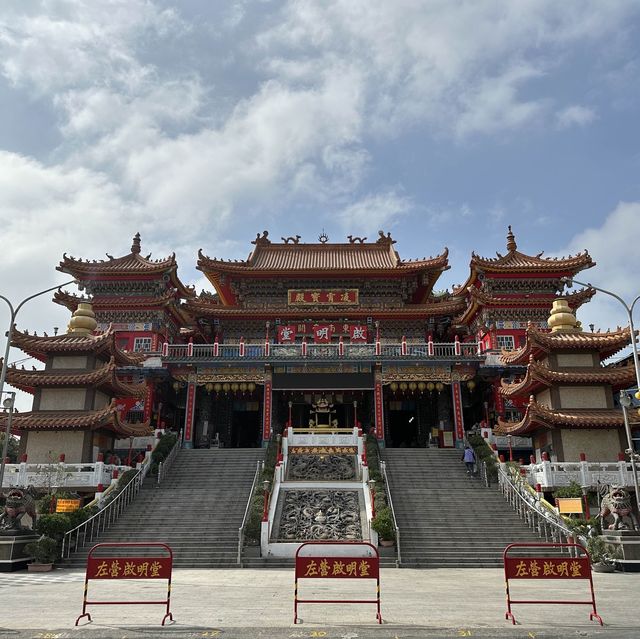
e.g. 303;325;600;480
381;448;543;568
64;449;264;568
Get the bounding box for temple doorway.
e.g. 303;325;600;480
231;402;261;447
387;402;418;447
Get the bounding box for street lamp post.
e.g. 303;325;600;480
507;434;514;462
0;391;16;489
0;280;77;403
619;391;640;518
562;277;640;392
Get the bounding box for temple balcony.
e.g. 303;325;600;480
159;341;484;364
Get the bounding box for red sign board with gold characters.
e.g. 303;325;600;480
288;289;359;306
503;543;603;626
294;541;382;624
76;543;174;627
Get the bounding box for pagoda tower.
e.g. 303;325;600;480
55;232;194;350
453;226;596;424
497;299;635;461
1;304;149;463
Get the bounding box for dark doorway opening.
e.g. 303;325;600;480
231;406;261;447
387;406;418;447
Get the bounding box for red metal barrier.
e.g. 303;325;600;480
503;542;603;626
294;541;382;624
75;542;174;626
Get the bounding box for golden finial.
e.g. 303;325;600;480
506;225;517;252
67;303;98;335
547;298;581;333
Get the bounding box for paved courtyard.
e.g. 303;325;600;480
0;567;638;638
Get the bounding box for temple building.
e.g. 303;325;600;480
4;227;634;462
497;299;635;461
2;304;149;462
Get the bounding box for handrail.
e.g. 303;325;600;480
380;460;401;567
61;437;179;560
497;465;577;552
61;464;145;560
157;437;181;486
237;460;263;566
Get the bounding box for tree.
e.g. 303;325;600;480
0;433;19;462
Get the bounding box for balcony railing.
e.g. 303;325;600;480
161;341;483;363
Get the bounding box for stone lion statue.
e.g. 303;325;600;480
598;485;639;531
0;488;37;535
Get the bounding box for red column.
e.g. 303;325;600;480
262;370;273;444
451;381;465;444
374;369;384;442
183;380;197;449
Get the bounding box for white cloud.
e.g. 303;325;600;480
336;190;413;235
560;202;640;344
556;105;597;129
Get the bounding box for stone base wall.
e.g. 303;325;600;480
25;430;85;463
560;428;622;462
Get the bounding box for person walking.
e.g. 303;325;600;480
462;445;476;476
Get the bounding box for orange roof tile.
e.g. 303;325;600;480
57;233;194;298
10;326;145;366
500;325;632;365
4;357;146;397
496;397;625;435
0;399;151;437
499;359;638;398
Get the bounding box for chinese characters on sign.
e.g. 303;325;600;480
288;289;359;306
275;322;368;343
296;557;378;578
289;446;358;455
277;325;297;343
505;557;590;579
263;377;272;441
87;557;172;579
183;382;196;443
451;381;465;442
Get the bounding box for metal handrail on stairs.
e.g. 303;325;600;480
157;435;181;486
237;460;263;566
380;460;401;567
61;438;180;560
497;464;575;550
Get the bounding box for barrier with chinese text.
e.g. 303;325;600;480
294;541;382;624
75;542;174;626
503;542;603;626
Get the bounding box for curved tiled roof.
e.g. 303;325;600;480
54;288;182;311
198;243;449;274
0;399;151;437
57;233;194;298
10;327;146;366
453;287;595;325
453;227;595;294
495;397;625;435
500;325;632;365
184;295;467;320
499;359;638;398
4;357;147;397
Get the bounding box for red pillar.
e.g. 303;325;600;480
183;380;197;449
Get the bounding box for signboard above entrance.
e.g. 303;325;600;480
288;289;359;306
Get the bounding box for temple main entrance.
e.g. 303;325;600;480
387;403;418;447
231;401;261;447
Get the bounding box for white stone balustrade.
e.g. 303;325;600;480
522;459;636;489
1;461;133;489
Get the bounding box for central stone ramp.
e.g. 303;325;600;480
65;448;264;568
382;448;542;567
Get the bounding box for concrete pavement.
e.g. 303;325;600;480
0;567;638;638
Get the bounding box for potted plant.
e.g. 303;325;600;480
371;507;396;547
586;536;621;573
24;536;59;572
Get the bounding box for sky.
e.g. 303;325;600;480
1;1;640;408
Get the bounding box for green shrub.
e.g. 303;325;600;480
553;481;583;499
25;536;59;564
467;433;498;482
151;432;178;465
371;507;396;541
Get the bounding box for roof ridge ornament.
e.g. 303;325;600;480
318;230;329;244
376;230;396;245
506;225;517;252
251;230;271;245
131;232;141;254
